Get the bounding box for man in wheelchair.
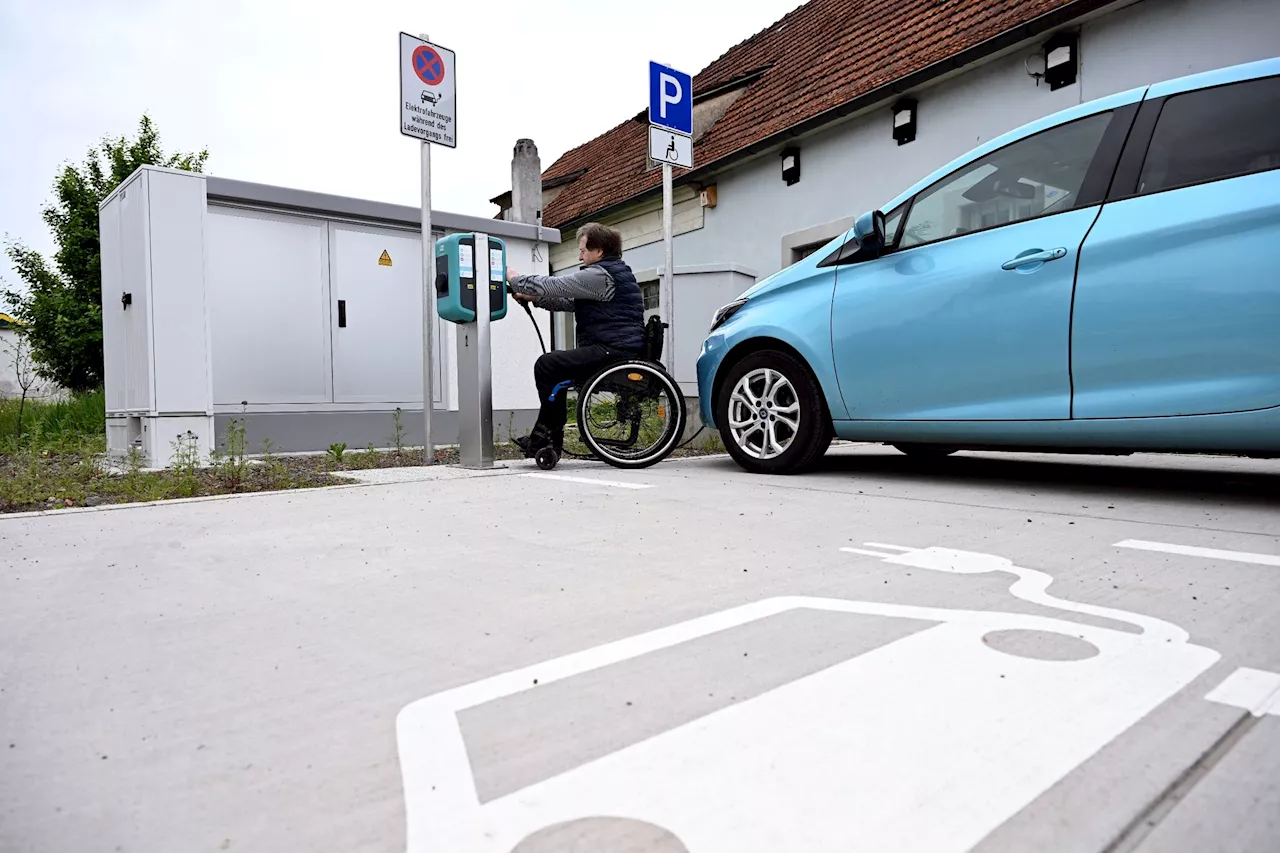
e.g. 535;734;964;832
505;222;646;456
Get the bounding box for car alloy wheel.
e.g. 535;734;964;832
728;368;801;460
716;349;831;475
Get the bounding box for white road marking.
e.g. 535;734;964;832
864;542;915;552
1115;539;1280;567
1205;667;1280;717
395;544;1219;852
520;473;653;490
840;547;899;559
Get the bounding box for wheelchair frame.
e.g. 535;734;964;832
532;318;687;470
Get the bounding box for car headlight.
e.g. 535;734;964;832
710;298;748;333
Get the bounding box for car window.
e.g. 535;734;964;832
898;111;1113;249
1138;75;1280;195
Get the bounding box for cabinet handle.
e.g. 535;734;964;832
338;300;346;328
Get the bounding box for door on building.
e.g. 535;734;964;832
1071;70;1280;418
118;176;154;413
830;108;1117;421
329;224;444;405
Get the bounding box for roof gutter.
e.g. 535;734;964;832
556;0;1125;231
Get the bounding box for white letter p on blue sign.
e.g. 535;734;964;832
649;61;692;136
659;73;682;119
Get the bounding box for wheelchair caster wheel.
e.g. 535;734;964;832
534;447;559;470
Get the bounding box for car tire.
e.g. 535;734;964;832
716;349;831;475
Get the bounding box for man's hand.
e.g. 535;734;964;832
505;267;520;283
513;292;536;305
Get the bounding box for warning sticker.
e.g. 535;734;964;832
458;244;474;279
379;250;393;267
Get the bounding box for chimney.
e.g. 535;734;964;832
510;139;541;226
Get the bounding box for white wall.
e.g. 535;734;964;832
1079;0;1280;101
618;0;1280;281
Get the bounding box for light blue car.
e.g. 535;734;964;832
697;57;1280;475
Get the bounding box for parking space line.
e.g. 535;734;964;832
1115;539;1280;567
1205;667;1280;717
841;547;899;558
520;473;653;490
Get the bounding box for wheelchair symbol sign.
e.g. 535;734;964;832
649;125;692;169
394;543;1224;852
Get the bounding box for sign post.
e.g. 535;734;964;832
648;61;693;373
401;31;456;464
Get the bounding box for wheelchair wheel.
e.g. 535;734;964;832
534;446;559;470
575;360;686;469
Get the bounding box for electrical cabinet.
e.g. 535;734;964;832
99;165;554;463
98;167;213;467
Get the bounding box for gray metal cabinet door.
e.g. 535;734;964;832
329;224;444;405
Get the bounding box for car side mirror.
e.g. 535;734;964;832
816;209;888;268
853;209;887;255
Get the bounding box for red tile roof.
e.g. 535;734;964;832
536;0;1101;229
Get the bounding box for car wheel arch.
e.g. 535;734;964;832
712;336;834;426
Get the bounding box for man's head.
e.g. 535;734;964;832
578;222;623;265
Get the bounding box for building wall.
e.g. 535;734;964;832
583;0;1279;282
550;185;704;272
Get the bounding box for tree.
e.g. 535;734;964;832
2;115;208;392
1;328;38;444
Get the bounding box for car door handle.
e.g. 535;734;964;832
1002;248;1067;270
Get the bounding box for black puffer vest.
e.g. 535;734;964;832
574;256;645;353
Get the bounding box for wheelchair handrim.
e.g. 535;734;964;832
576;361;685;467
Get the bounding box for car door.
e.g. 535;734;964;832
830;108;1122;421
1071;63;1280;419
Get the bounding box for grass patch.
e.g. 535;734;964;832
0;389;106;454
0;392;347;514
0;391;723;514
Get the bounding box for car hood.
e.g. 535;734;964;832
738;267;792;300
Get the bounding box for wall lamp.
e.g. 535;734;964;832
892;99;917;145
781;145;801;185
1043;32;1079;90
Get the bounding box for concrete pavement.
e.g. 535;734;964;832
1;445;1277;852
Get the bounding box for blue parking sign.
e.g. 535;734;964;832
649;61;693;136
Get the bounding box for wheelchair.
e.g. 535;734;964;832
526;316;687;471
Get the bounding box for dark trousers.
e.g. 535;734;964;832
533;344;628;438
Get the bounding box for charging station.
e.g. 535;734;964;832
436;232;507;468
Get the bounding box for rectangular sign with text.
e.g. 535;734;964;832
400;32;457;148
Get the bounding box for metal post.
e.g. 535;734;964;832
662;162;674;372
418;32;436;465
456;232;494;469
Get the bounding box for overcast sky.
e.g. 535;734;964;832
0;0;808;298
